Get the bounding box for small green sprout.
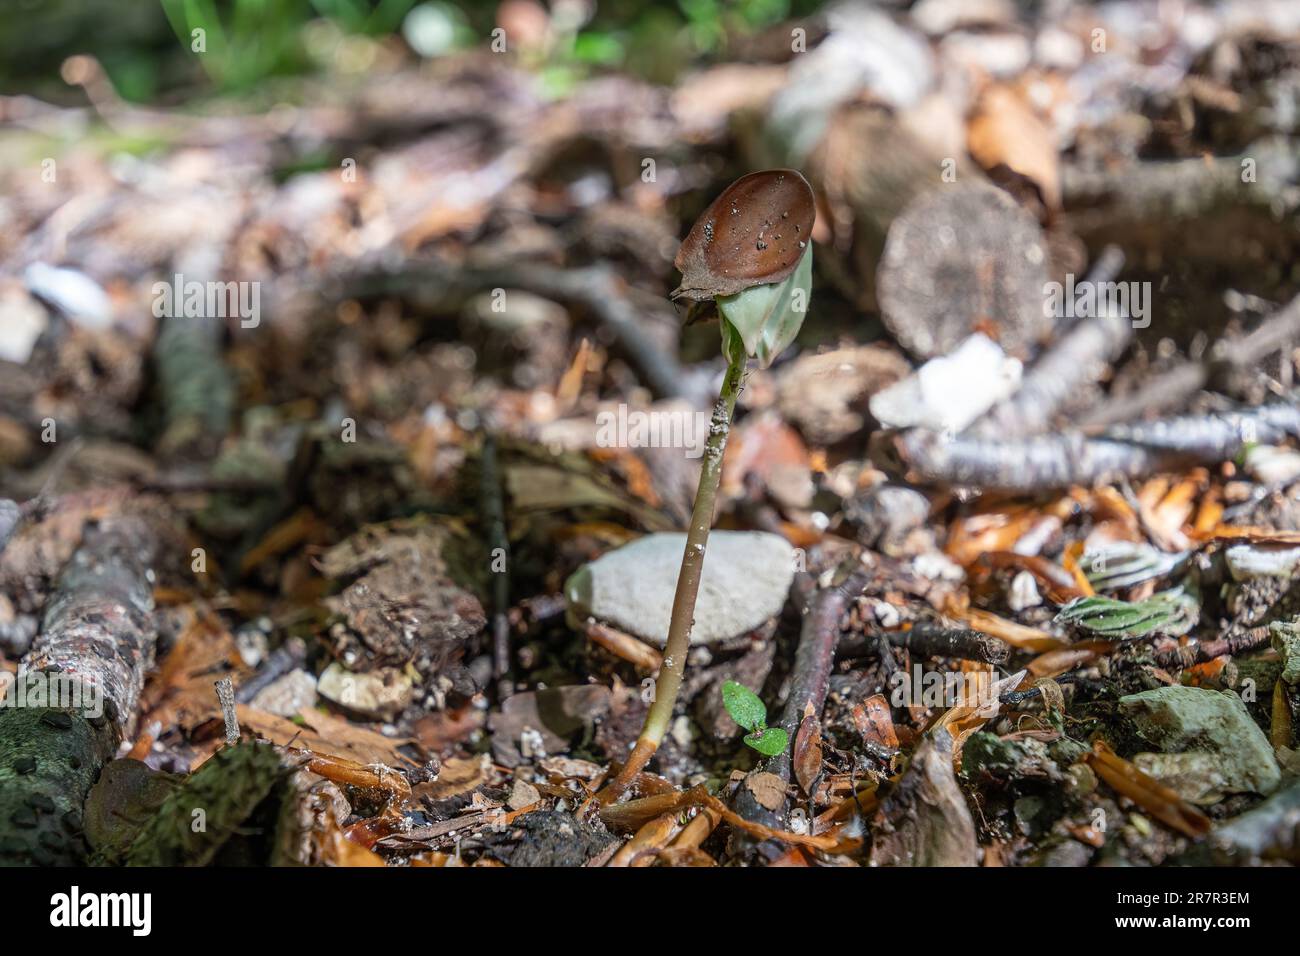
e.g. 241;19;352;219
721;680;789;757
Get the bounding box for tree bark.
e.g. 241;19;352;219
0;517;158;865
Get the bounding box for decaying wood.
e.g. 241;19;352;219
876;183;1050;359
868;729;978;867
153;312;235;458
1152;626;1272;670
0;516;159;865
1063;138;1300;224
887;623;1011;665
886;428;1184;492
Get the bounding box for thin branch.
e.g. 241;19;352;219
1080;293;1300;428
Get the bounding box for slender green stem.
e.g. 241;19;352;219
598;352;747;803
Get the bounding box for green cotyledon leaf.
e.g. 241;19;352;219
745;726;789;757
716;244;812;369
721;680;767;732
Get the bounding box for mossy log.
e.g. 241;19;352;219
0;517;158;866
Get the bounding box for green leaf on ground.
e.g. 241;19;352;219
744;726;789;757
722;680;767;731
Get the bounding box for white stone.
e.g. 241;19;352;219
317;662;412;720
249;669;318;717
869;333;1021;434
565;531;795;647
24;263;113;331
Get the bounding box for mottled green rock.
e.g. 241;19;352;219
1270;619;1300;686
1133;752;1231;805
1119;685;1280;796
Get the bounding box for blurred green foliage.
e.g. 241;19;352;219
0;0;827;103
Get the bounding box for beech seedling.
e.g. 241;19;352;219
595;169;814;805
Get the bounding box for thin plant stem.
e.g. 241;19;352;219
596;352;747;804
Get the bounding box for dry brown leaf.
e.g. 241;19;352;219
793;711;824;796
140;607;247;735
852;694;899;749
967;83;1060;212
237;704;416;768
555;337;593;413
1086;740;1211;839
746;771;788;811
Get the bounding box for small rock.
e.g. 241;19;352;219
1120;685;1281;796
249;669;318;718
776;345;910;445
1225;542;1300;581
0;286;47;365
317;662;413;721
1008;570;1041;612
1271;619;1300;686
1244;445;1300;487
507;778;541;810
869;333;1022;434
565;531;796;647
845;483;931;552
24;263;113;331
912;550;965;583
1133;752;1231;805
670;715;694;749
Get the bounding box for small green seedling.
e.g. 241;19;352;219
721;680;789;757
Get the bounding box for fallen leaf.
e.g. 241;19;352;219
793;711;824;796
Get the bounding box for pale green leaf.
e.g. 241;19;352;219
716;245;812;368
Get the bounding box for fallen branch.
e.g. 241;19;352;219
888;623;1011;665
1152;626;1272;670
0;517;159;865
970;247;1130;439
887;403;1300;492
340;259;702;403
1080;293;1300;428
1062;139;1299;223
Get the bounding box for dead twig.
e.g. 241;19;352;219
480;431;513;700
887;622;1011;665
1081;293;1300;428
1152;626;1272;670
888;403;1300;491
